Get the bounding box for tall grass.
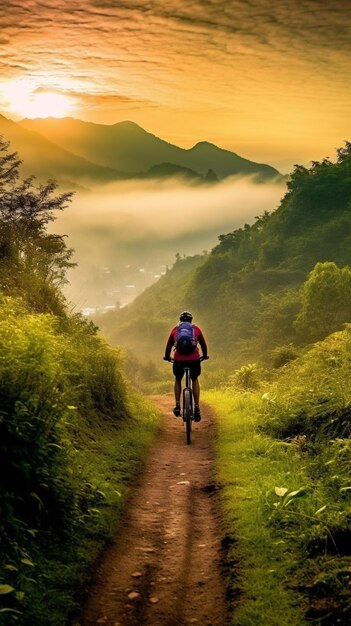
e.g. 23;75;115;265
0;294;161;625
207;327;351;624
206;390;308;626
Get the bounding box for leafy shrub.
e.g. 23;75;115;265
268;343;300;369
59;315;129;420
228;362;261;390
261;327;351;440
0;294;73;620
0;294;131;622
0;294;69;491
295;261;351;343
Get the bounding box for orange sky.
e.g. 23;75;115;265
1;0;351;171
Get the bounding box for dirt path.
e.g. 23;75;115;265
75;396;228;626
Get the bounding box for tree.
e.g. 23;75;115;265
0;136;75;312
294;262;351;342
254;288;301;352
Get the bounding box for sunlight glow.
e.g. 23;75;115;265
5;80;73;118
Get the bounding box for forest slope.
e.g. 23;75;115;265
98;143;351;378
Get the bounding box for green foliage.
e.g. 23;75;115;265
99;143;351;378
267;343;300;369
190;144;351;365
0;136;74;315
262;330;351;621
295;261;351;342
0;292;160;624
0;292;136;622
261;326;351;440
208;390;308;625
254;289;301;354
228;363;261;390
209;324;351;624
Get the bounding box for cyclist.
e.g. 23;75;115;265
164;311;208;422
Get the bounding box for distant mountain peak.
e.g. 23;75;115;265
191;141;215;149
190;141;238;156
18;114;282;182
112;120;145;131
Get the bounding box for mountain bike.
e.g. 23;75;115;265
164;357;207;445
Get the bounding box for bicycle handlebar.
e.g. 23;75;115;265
163;356;209;362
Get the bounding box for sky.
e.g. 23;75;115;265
0;0;351;170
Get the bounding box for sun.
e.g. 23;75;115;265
5;80;73;118
23;92;72;118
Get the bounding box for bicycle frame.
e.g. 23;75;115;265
184;366;191;393
182;367;193;445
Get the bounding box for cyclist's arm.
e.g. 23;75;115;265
198;330;208;358
164;331;175;359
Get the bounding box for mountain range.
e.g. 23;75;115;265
0;114;126;189
0;114;282;188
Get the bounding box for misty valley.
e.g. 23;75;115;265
0;113;285;313
58;177;284;313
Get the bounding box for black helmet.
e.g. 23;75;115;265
179;310;193;322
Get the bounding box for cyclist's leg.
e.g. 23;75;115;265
190;361;202;421
192;377;200;406
174;378;181;403
173;362;184;416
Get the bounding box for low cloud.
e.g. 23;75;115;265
53;176;285;309
63;176;284;238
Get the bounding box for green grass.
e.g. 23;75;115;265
205;328;351;625
0;295;162;626
3;393;161;626
31;393;161;626
205;390;310;626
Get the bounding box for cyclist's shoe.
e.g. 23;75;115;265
173;404;181;417
194;406;201;422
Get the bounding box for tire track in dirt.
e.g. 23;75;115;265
74;396;228;626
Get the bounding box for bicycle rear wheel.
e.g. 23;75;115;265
183;387;193;445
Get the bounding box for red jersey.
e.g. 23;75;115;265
164;324;208;361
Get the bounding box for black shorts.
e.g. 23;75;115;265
173;360;201;381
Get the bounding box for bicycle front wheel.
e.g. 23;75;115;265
183;388;193;445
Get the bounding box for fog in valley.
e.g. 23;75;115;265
53;176;286;314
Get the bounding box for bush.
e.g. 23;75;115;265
261;326;351;440
268;344;300;369
228;362;261;390
0;294;132;622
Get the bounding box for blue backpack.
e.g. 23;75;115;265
176;322;196;355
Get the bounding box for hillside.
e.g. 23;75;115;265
20;117;282;181
0;135;160;625
144;162;203;181
98;253;206;352
97;143;351;376
0;114;129;188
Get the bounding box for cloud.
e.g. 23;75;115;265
1;1;350;163
57;175;285;257
54;174;285;307
33;84;154;110
1;1;350;84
